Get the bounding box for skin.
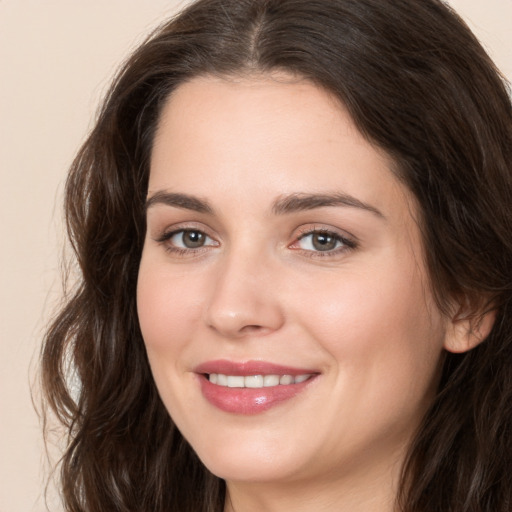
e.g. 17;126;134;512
137;74;468;511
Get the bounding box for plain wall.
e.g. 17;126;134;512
0;1;510;511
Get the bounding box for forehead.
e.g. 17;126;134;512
149;74;414;223
151;74;351;169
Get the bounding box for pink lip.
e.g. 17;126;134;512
195;359;317;376
194;359;319;415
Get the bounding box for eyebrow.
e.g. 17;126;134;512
272;192;385;218
145;191;384;219
145;191;214;214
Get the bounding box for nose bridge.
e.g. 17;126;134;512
205;241;284;338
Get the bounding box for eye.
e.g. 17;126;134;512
161;229;217;250
292;228;356;255
297;232;343;251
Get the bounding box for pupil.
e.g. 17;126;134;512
183;231;204;248
313;233;336;251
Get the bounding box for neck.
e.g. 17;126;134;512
223;454;402;512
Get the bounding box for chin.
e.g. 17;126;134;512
190;430;308;483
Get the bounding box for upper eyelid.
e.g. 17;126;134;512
156;228;217;247
155;228;219;255
291;225;358;252
295;224;356;241
152;221;216;238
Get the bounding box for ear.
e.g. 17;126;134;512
443;305;496;354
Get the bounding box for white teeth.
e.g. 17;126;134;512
244;375;264;388
279;375;293;385
227;376;245;388
263;375;280;387
208;373;312;388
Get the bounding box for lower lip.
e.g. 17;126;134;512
198;375;316;414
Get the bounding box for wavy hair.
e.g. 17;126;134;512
42;0;512;510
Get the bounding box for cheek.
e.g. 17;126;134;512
296;267;445;454
137;256;203;356
136;256;209;425
297;261;445;389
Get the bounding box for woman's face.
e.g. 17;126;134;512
137;75;451;486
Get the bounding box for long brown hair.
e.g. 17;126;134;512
42;0;512;510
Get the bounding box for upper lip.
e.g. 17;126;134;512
195;359;319;376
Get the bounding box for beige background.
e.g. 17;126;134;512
1;1;510;511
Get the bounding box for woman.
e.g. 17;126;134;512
42;0;512;510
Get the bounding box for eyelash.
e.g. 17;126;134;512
155;226;357;258
292;227;357;258
155;228;217;256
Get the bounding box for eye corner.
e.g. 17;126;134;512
152;225;220;258
289;225;358;257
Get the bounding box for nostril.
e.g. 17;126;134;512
240;324;264;334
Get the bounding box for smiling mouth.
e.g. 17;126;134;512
195;360;319;414
207;373;313;388
198;372;318;414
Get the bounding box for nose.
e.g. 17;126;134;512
204;248;285;339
